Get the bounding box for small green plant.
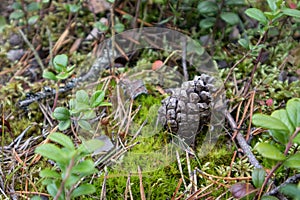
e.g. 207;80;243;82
235;98;300;199
197;0;245;30
9;0;46;26
43;54;75;82
34;132;103;200
53;89;111;131
43;54;75;110
239;0;300;50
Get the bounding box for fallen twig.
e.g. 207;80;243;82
225;110;262;169
138;166;146;200
264;173;300;197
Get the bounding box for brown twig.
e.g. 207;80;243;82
114;8;153;27
264;173;300;197
196;168;251;181
124;173;134;200
171;178;182;200
138;166;146;200
100;170;108;200
225;110;263;169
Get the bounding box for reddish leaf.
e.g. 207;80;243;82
230;183;256;199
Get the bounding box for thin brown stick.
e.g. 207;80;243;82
124;173;133;200
176;151;187;190
196;168;251;181
246;90;256;141
171;178;182;200
114;8;153;27
100;170;108;200
227;150;237;178
138;166;146;200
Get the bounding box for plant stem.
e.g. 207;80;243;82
52;82;60;112
54;156;75;200
258;127;300;199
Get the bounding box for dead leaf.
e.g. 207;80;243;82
88;0;111;14
230;183;256;199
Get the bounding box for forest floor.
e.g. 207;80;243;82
0;0;300;199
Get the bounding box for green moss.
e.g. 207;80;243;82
94;162;181;199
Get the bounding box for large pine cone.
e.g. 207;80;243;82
158;74;216;146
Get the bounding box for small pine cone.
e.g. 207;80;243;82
158;74;215;146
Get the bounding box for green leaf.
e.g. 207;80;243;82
40;168;60;179
0;16;7;33
47;183;58;198
42;71;57;81
65;174;81;188
28;15;39;25
82;110;96;120
71;183;96;198
12;2;22;9
252;168;266;188
225;0;245;6
90;90;105;108
187;40;205;55
56;71;71;80
293;134;300;145
53;54;68;72
286;98;300;129
199;17;216;29
267;0;277;11
269;130;289;144
35;144;67;164
99;102;112;107
94;21;109;32
47;183;65;200
78;119;92;131
71;102;90;114
58;119;71;131
31;196;44;200
76;90;89;105
48;132;74;150
245;8;268;25
53;107;70;121
252;114;290;132
271;109;294;134
9;10;24;20
220;12;240;25
197;1;218;15
279;184;300;199
80;139;104;153
114;23;125;33
282;8;300;18
27;2;40;12
66;65;75;73
284;153;300;169
255;143;285;161
41;178;52;186
65;4;80;13
72;159;97;176
238;38;249;49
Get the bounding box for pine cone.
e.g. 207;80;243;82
158;74;216;146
